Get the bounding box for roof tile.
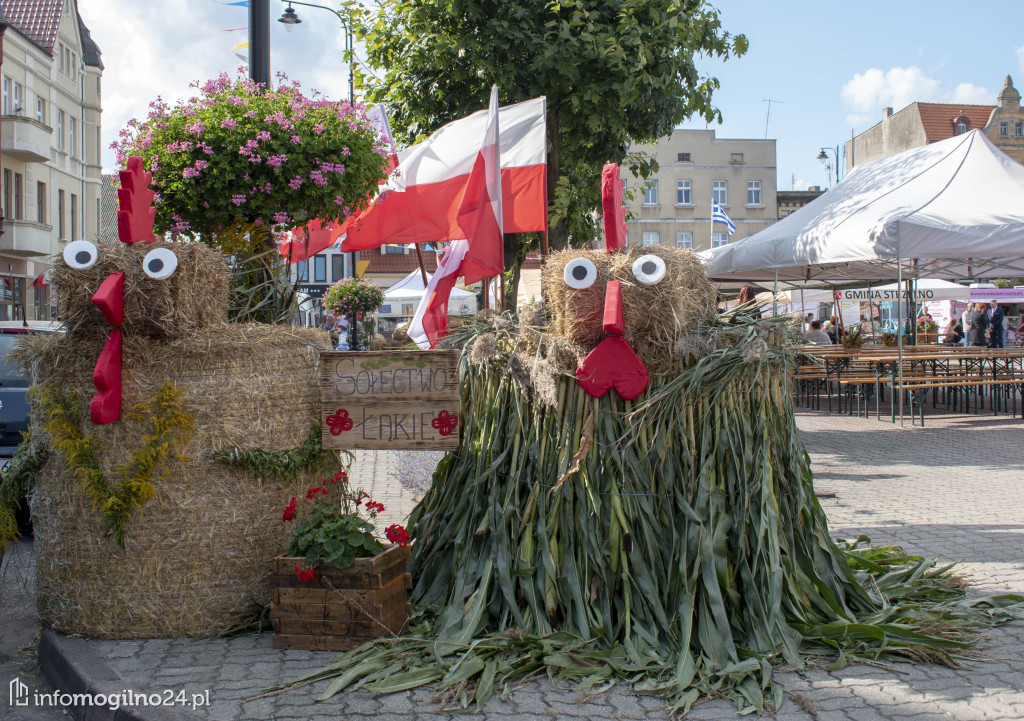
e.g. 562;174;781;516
916;102;995;143
4;0;65;54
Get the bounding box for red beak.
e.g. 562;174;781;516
91;272;125;327
602;280;625;335
89;272;125;425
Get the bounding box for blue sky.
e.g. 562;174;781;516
85;1;1024;188
683;1;1024;190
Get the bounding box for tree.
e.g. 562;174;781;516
356;0;747;305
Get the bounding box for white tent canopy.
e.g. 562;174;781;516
795;278;972;304
701;130;1024;283
381;269;476;315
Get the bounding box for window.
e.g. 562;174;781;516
331;254;345;282
57;111;65;151
2;77;9;114
69;117;77;157
676;180;691;205
13;173;22;220
712;181;727;205
3;170;10;218
36;98;45;123
1;276;25;321
13;83;22;114
1000;121;1009;137
1017;122;1023;137
712;232;729;248
34;285;51;321
381;244;405;254
37;182;46;223
642;180;658;206
747;181;762;205
313;255;327;282
730;152;744;164
58;190;65;239
642;232;659;247
295;259;309;281
677;152;691;162
676;232;692;250
956;120;967;135
59;43;66;73
70;193;77;240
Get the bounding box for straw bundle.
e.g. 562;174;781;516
53;240;228;341
17;325;334;638
541;246;716;374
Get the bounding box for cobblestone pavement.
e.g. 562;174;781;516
7;412;1024;721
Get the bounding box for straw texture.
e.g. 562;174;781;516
17;325;333;638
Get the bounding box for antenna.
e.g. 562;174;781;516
762;98;783;139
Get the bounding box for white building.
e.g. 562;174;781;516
0;0;103;320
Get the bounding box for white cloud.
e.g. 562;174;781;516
792;177;810;191
841;66;992;129
80;0;352;171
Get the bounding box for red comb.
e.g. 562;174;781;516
601;163;626;252
117;157;157;244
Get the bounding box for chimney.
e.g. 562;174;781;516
882;107;894;119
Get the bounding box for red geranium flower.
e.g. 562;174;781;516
305;487;327;500
365;500;385;514
385;524;410;546
282;496;297;522
294;564;316;582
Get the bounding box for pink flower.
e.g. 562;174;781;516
185;120;206;136
231;194;246;206
256;130;271;142
182;167;200;179
220;118;238;129
334;195;345;205
266;154;288;167
229;96;247;106
313;124;325;135
288;175;304;189
290;135;301;144
193;159;208;170
273;211;290;224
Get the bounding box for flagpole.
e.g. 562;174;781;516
413;244;428;286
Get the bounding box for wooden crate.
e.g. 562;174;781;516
270;544;411;651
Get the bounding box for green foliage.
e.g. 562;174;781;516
213;421;348;484
114;70;389;238
0;432;48;553
356;0;746;248
322;277;386;317
993;278;1012;289
37;382;194;547
289;502;384;570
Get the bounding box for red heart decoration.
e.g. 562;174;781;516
575;336;649;400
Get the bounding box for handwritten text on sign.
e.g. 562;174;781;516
320;350;461;450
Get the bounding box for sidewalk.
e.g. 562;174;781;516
5;411;1024;721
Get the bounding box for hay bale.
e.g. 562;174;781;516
18;325;332;638
540;246;716;374
53;240;228;341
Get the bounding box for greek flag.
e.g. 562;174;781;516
712;200;736;236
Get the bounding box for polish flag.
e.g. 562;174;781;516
342;95;546;252
277;218;345;263
408;87;504;349
33;269;52;288
366;104;399;173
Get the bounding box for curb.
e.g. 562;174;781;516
38;629;193;721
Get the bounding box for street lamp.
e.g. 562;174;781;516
817;146;840;188
278;0;360;342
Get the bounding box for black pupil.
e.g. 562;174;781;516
641;261;657;275
75;251;91;265
148;258;164;273
571;264;588;281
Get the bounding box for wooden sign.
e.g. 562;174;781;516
320;350;461;450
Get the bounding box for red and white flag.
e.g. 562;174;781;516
408;86;505;349
342;95;546;252
365;104;399;173
33;269;52;288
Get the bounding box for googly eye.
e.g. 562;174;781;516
142;247;178;280
563;257;598;289
631;254;667;285
63;240;99;270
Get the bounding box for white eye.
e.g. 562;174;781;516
632;254;666;285
63;240;99;270
142;248;178;280
563;257;597;289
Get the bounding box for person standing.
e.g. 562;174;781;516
961;303;974;347
736;284;762;319
987;300;1005;349
968;303;989;347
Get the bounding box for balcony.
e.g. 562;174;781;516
1;116;52;163
0;221;52;256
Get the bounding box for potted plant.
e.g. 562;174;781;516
271;469;411;651
322;278;386;350
916;317;939;343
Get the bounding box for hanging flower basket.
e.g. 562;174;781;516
323;278;385;318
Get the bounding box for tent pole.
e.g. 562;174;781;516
500;271;506;312
773;268;779;317
897;246;904;427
